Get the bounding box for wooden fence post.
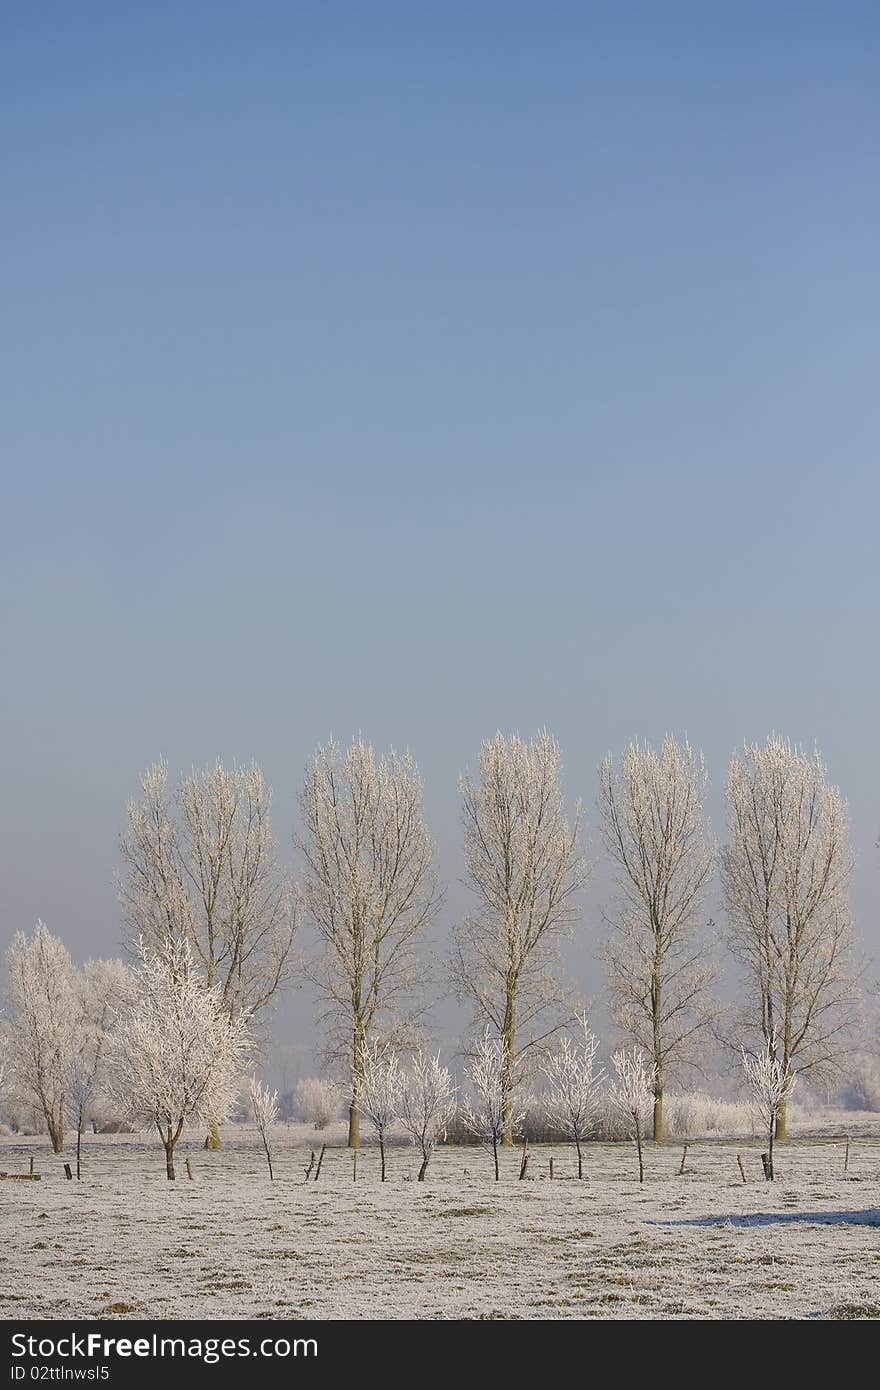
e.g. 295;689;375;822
679;1144;688;1175
314;1143;326;1181
737;1154;747;1184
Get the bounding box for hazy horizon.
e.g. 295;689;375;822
3;6;878;1073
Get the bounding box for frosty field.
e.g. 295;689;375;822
2;1121;879;1322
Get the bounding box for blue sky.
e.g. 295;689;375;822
2;5;878;1054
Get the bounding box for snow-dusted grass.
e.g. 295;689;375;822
2;1119;879;1321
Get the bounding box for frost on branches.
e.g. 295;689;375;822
461;1028;525;1181
249;1075;279;1181
609;1047;656;1183
600;737;715;1144
541;1013;605;1179
455;731;586;1146
67;958;132;1178
358;1039;402;1181
5;922;79;1153
723;736;857;1141
398;1050;455;1181
108;937;251;1179
298;737;437;1149
741;1028;795;1181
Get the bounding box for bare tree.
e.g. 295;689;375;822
722;736;858;1139
249;1075;279;1181
398;1050;455;1181
120;759;297;1145
359;1039;401;1181
599;737;715;1144
461;1028;525;1180
609;1047;655;1182
5;922;78;1152
107;937;251;1179
455;731;586;1145
540;1013;605;1179
67;959;132;1179
741;1027;794;1180
298;737;437;1148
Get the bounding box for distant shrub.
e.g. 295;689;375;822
294;1077;342;1130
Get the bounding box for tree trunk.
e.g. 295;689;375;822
379;1133;386;1182
768;1127;775;1181
164;1142;176;1181
652;1089;664;1145
492;1131;499;1181
774;1099;787;1142
204;1120;221;1150
47;1114;64;1154
501;989;516;1146
575;1135;583;1180
349;1020;364;1148
76;1127;82;1181
635;1119;644;1183
652;954;664;1143
417;1151;429;1182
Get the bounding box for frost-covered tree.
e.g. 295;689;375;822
399;1050;455;1181
723;737;858;1139
298;738;437;1148
609;1047;655;1183
294;1076;342;1130
455;731;586;1145
540;1013;605;1179
249;1075;279;1181
358;1039;401;1181
108;937;251;1179
5;922;78;1152
461;1028;525;1180
120;759;296;1147
741;1028;795;1180
600;738;715;1143
67;959;132;1178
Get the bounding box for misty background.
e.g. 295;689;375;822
2;5;878;1087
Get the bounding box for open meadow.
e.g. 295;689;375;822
2;1118;879;1322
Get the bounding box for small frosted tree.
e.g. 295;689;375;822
399;1051;455;1181
461;1028;524;1180
609;1047;655;1183
108;938;251;1179
741;1029;795;1181
67;959;132;1179
294;1077;342;1130
359;1040;401;1181
541;1013;605;1179
5;922;78;1152
249;1075;279;1181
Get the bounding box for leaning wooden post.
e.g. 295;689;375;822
518;1138;529;1180
679;1144;688;1175
737;1154;747;1184
549;1157;554;1180
63;1163;73;1180
314;1143;326;1181
844;1138;850;1174
304;1151;316;1182
185;1158;193;1181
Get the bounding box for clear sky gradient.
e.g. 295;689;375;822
2;5;878;1055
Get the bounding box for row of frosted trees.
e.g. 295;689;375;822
3;731;860;1165
0;924;793;1185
